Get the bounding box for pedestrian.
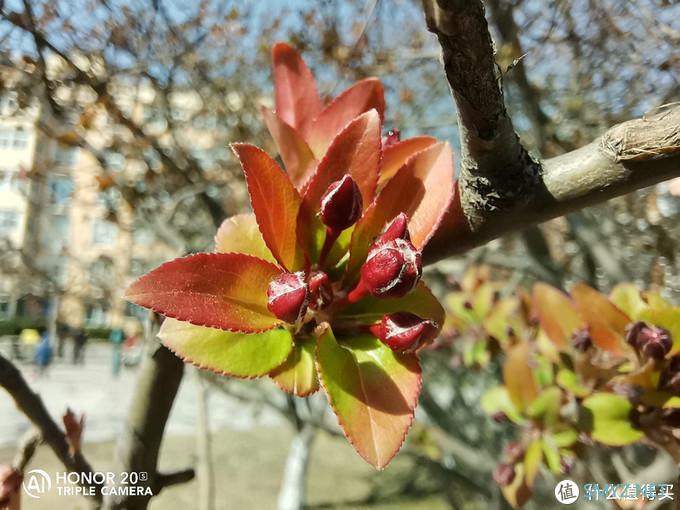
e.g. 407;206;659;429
109;327;125;377
35;327;53;377
73;329;88;365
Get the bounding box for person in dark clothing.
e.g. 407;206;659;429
73;329;88;365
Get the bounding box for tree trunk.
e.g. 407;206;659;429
277;423;317;510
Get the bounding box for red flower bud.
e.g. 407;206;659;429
375;213;411;244
308;271;333;310
382;128;401;147
626;321;672;360
571;327;592;352
320;175;363;231
493;463;516;486
490;410;509;424
504;442;524;463
374;312;438;352
267;272;309;323
361;238;422;298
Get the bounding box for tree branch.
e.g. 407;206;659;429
0;354;104;502
104;342;184;510
421;0;680;263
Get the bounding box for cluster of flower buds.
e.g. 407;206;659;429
319;175;363;232
0;466;22;507
267;270;336;324
359;214;422;299
571;327;593;352
493;462;516;486
370;312;438;353
625;321;673;361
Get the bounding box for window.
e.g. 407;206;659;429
0;93;18;115
48;176;74;205
0;209;19;233
0;128;13;149
91;219;118;245
54;145;78;167
12;128;29;149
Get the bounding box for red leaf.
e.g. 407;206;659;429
232;143;303;271
532;283;583;349
260;106;316;189
299;111;381;259
379;136;437;186
62;408;85;455
125;253;282;332
503;341;539;411
571;283;631;355
272;42;322;133
346;142;454;281
306;79;385;157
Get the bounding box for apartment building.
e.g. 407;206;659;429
0;88;174;331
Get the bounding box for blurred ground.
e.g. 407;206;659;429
0;340;448;509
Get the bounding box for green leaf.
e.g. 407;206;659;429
316;328;421;469
214;213;276;264
541;438;562;475
556;368;591;398
338;282;445;327
524;439;543;486
481;386;524;424
550;427;579;448
159;318;293;378
527;387;562;428
609;283;648;320
270;336;319;396
581;393;644;446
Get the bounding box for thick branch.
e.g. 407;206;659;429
421;0;680;263
0;354;103;502
104;343;184;510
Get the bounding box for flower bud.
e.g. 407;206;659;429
626;321;673;360
382;128;401;147
490;410;509;424
571;327;592;352
493;463;516;486
375;213;411;244
320;175;363;231
374;312;438;352
308;271;333;310
504;442;524;463
361;238;422;298
267;272;309;323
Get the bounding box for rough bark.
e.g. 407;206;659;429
421;0;680;263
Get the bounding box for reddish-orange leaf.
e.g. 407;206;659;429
260;106;316;189
306;79;385;157
532;283;584;349
571;283;631;355
232;143;303;271
304;110;381;207
272;42;322;133
379;136;437;186
125;253;282;332
346;142;454;281
503;341;539;411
